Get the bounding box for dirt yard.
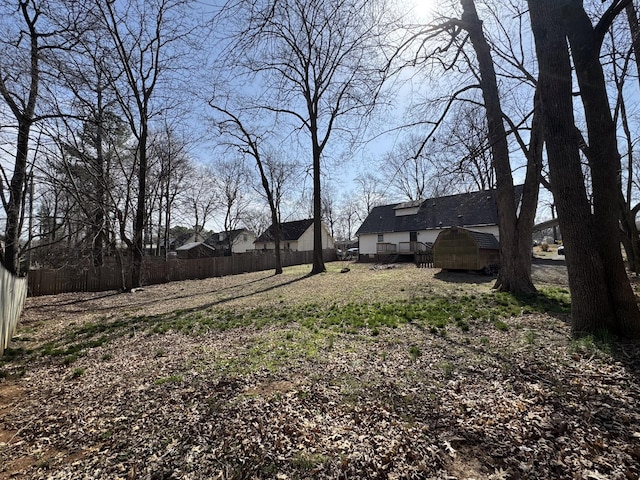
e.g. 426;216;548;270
1;261;639;479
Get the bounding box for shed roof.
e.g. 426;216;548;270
463;228;500;250
176;241;216;252
255;218;315;243
356;186;523;235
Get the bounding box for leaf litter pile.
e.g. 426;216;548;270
1;262;640;479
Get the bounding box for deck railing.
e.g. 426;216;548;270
376;243;397;254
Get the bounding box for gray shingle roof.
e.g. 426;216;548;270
176;241;216;252
356;186;523;235
464;228;500;250
255;218;314;243
204;229;250;248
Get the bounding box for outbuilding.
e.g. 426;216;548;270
175;241;217;260
433;226;500;273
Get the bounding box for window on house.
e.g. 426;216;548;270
410;231;418;242
377;234;384;242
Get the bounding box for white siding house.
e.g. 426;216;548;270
355;187;523;259
255;219;335;251
205;229;256;255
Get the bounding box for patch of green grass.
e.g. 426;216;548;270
22;285;570;368
439;360;455;379
570;330;615;355
493;319;509;331
155;374;183;385
291;452;330;471
524;329;537;345
0;347;26;363
408;345;421;361
71;367;85;378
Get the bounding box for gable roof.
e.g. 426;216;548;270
255;218;314;243
356;186;524;235
204;228;252;247
176;241;217;252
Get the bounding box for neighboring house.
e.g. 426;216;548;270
205;229;256;255
175;241;217;259
170;232;206;251
254;218;335;251
356;186;524;259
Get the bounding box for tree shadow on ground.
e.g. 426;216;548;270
24;271;293;315
414;325;640;478
16;273;313;362
433;269;496;285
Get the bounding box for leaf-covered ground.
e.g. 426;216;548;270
1;262;640;479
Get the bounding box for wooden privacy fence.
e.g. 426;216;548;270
1;264;28;356
28;249;337;297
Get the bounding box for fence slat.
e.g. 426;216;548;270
1;264;28;356
27;250;338;297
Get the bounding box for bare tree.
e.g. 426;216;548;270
383;138;445;201
148;123;191;259
354;172;387;220
455;0;542;294
0;0;80;274
608;3;640;274
180;164;218;237
440;103;495;192
213;157;251;247
335;193;360;242
93;0;193;288
220;0;397;274
210;103;296;273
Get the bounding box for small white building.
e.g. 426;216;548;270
355;187;523;260
254;218;335;251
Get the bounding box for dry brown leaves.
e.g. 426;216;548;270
1;262;639;479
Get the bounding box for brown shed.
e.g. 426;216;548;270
433;227;500;272
175;241;217;259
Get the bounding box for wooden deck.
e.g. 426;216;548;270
376;242;431;255
376;242;434;267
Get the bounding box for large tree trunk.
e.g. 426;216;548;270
621;2;640;273
562;0;640;337
528;0;640;338
272;221;283;275
92;87;106;268
3;122;31;275
131;125;148;289
311;131;325;275
460;0;537;294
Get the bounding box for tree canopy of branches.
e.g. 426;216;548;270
91;0;193;288
218;0;398;275
0;0;81;274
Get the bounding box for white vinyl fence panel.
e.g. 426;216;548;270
0;264;28;356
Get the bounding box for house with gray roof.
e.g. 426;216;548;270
205;228;256;256
254;218;335;251
355;186;523;260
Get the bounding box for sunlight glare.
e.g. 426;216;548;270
404;0;436;21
